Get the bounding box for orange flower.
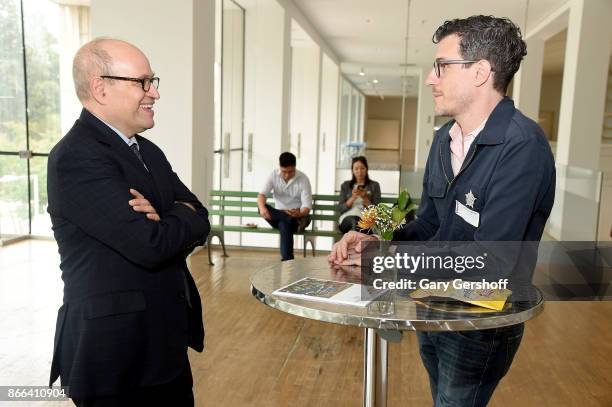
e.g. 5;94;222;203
358;206;377;230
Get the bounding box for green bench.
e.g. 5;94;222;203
205;190;416;265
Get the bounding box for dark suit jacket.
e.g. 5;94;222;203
47;109;210;398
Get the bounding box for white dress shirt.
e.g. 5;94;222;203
90;110;140;149
260;169;312;210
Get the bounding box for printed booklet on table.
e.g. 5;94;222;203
273;277;387;307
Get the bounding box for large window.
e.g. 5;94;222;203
0;0;88;242
336;77;364;167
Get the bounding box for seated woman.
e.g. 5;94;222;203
337;156;381;233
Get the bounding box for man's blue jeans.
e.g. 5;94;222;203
416;323;524;407
262;204;310;261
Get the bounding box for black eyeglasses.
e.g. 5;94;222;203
432;59;479;78
100;75;160;91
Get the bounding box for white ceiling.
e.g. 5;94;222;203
293;0;569;97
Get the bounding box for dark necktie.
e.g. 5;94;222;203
130;142;191;304
130;143;148;171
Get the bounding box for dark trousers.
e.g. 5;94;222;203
339;216;360;234
339;215;372;235
72;361;194;407
262;204;310;261
416;323;524;407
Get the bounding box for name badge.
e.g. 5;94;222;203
455;200;480;227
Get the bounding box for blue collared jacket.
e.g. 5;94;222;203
395;97;556;243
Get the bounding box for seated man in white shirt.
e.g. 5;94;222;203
257;152;312;261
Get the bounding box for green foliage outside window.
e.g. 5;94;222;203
0;0;61;233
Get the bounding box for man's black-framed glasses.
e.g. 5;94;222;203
433;59;479;78
100;75;160;91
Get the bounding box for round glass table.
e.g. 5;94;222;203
250;257;543;407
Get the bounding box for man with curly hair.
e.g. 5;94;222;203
330;15;555;406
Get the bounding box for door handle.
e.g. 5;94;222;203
322;132;326;152
247;133;253;172
223;133;230;178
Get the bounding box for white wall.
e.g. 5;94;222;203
237;0;344;250
90;0;214;202
193;1;216;204
549;0;612;240
59;5;89;136
317;53;340;194
240;0;290;248
220;7;245;192
241;0;288;192
512;37;544;122
556;0;611;170
290;45;320;186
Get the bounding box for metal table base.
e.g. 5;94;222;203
364;328;388;407
250;258;543;407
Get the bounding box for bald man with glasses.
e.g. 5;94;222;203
47;38;209;406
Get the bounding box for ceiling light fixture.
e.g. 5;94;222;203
359;67;365;76
372;78;379;84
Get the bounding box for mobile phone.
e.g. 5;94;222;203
357;185;365;190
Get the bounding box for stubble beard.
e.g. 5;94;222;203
434;92;471;119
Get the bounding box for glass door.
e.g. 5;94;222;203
213;0;245;192
212;0;245;246
0;0;29;243
0;0;89;243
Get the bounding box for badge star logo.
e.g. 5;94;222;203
465;190;476;209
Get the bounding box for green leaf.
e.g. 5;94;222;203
381;230;394;241
391;207;405;223
398;190;409;210
405;203;417;214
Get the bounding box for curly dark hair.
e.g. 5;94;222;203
433;15;527;94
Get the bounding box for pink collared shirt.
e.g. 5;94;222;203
449;119;487;176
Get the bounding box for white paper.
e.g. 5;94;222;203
455;200;480;227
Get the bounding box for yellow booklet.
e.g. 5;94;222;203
410;287;512;311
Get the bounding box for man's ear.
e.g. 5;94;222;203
90;76;107;104
474;60;493;88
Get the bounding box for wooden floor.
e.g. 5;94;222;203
0;240;611;406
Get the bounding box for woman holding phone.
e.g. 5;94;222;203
337;156;381;233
